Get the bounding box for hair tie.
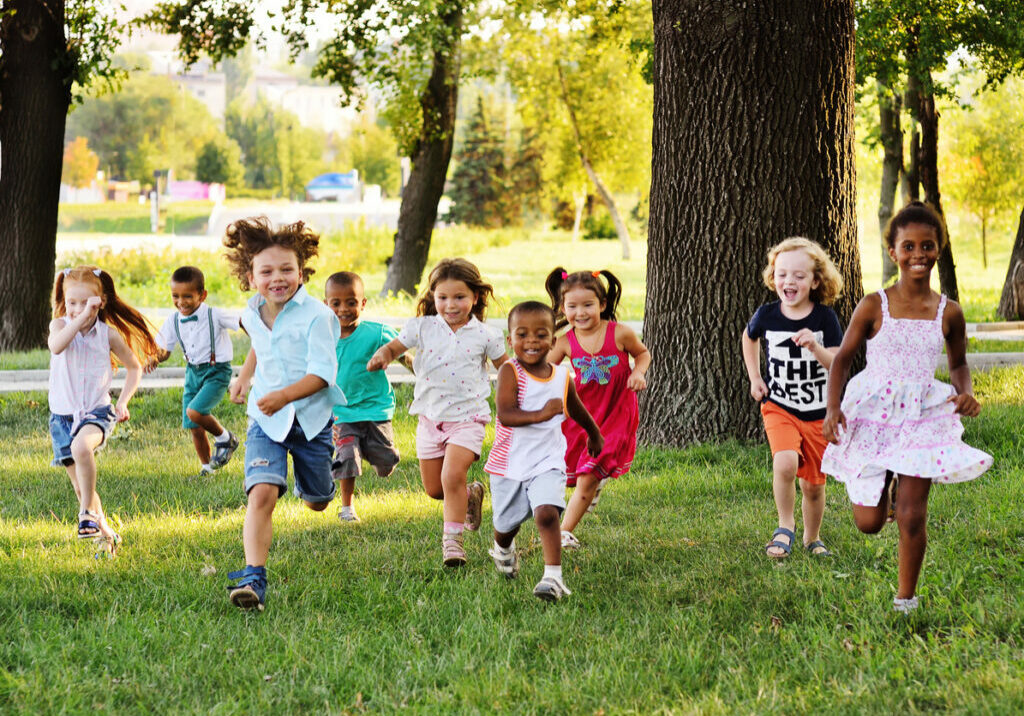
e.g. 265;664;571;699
62;268;71;276
561;271;568;280
591;270;601;278
92;269;102;277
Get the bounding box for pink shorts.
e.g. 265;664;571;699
416;415;487;459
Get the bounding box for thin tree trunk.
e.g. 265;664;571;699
556;63;631;260
981;215;987;269
878;82;902;286
571;191;585;242
0;0;71;350
997;206;1024;319
381;4;462;296
916;86;959;301
642;0;860;445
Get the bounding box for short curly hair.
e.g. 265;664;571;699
222;216;321;291
883;201;947;250
761;237;843;306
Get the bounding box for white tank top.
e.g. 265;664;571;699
48;319;112;421
485;361;570;481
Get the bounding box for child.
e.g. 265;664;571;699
485;301;603;601
822;201;991;613
48;266;160;556
223;217;345;611
324;271;406;523
741;238;844;559
367;258;508;567
153;266;240;477
545;268;650;550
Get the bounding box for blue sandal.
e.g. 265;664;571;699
77;510;101;539
805;540;833;557
227;565;267;611
765;527;795;559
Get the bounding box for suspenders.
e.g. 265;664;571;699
173;306;217;365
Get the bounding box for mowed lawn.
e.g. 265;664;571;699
1;370;1023;713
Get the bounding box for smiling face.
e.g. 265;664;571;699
170;280;207;316
509;309;555;369
324;281;365;332
889;223;939;281
249;245;301;307
772;249;819;312
63;279;104;326
562;286;605;333
433;279;476;330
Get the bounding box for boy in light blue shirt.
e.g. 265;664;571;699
223;217;345;612
324;271;408;523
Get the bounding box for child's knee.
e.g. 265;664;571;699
373;462;397;478
534;505;560;530
773;451;799;478
246;483;279;511
304;500;330;512
896;502;927;534
186;408;205;423
800;480;825;500
853;511;886;534
70;438;94;462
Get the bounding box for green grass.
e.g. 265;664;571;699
58;201;215;235
2;370;1023;712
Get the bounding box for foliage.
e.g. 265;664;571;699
57;201;213;235
61;136;99;188
336;118;402;197
583;211;617;240
195;135;244;188
62;0;128;102
447;97;510;227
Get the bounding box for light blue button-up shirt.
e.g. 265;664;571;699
242;284;345;442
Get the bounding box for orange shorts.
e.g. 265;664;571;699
760;401;828;485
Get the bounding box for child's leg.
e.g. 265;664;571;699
772;450;799;530
189;426;212;465
560;472;601;533
339;477;356;507
494;525;520;550
895;475;931;599
69;425;104;515
439;445;476;524
243;483;279;566
535;505;562;566
799;477;826;549
851;471;894;534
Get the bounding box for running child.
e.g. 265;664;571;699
367;258;508;567
485;301;603;601
48;266;160;556
741;238;844;559
324;271;408;523
153;266;241;477
822;201;991;613
544;268;650;550
223;217;345;611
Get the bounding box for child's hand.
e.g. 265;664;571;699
541;397;564;419
366;349;389;372
229;378;250;405
749;377;768;401
586;432;604;458
792;328;819;352
822;408;846;444
78;296;102;324
143;357;159;374
114;402;130;423
257;389;288;416
627;369;647;391
948;392;981;418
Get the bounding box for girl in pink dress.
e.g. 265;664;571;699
822;202;991;613
545;268;651;549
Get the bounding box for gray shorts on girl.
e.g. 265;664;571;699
488;469;567;534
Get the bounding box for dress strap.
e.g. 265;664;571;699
935;294;948;325
876;290;890;322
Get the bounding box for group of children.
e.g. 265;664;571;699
46;201;991;614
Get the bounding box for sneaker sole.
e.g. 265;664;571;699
229;588;264;611
443;556;467;568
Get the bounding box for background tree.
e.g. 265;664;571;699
62;136;100;188
341;118;402;197
447;97;508;227
641;0;860;446
997;207;1024;320
195;135;244;189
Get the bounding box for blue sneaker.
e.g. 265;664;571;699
227;565;267;611
210;432;239;469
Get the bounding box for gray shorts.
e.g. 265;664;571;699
331;420;400;479
489;469;567;534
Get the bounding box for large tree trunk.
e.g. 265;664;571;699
916;86;959;301
380;5;462;296
997;207;1024;320
641;0;860;446
877;83;901;286
0;0;71;350
902;77;921;202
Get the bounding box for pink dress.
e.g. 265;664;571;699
563;322;638;486
821;290;991;506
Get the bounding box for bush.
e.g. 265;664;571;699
583;212;617;240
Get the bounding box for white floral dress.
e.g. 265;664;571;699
821;290;992;506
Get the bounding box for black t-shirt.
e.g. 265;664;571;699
746;301;843;421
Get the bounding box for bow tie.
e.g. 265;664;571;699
179;315;199;323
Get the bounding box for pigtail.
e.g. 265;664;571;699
52;271;68;318
95;269;160;369
598;269;622;322
545;267;569;329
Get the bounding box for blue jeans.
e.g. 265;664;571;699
49;406;116;466
243;418;335;503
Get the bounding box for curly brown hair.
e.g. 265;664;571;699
761;237;843;306
416;258;496;322
222;216;321;291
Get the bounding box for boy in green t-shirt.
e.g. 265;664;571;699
324;272;409;522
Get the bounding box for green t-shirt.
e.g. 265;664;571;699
332;321;398;423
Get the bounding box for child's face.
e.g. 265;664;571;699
324;281;365;330
434;279;476;330
64;280;104;324
772;249;819;309
170;280;207;316
889;223;939;280
249;245;301;307
562;286;604;332
508;310;555;367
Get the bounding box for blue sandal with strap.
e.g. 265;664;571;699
805;540;833;557
765;527;795;559
77;510;102;539
227;565;267;611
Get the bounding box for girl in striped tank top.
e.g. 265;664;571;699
484;302;602;601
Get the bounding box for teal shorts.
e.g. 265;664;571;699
183;361;232;429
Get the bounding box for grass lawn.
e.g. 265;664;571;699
1;369;1023;712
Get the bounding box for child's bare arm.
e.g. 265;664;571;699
494;363;562;427
565;380;603;457
943;300;980;417
616;323;650;391
47;297;101;354
741;330;768;401
546;335;569;365
230;348;256;404
791;328;838;369
368;338;408;371
823;295;878;443
256;374;328;416
109;330;142;422
491;353;509;369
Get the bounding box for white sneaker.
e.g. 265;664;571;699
338;506;360;523
587;478;610;513
893;596;919;613
488;545;519;578
560;530;581;550
533;576;572;602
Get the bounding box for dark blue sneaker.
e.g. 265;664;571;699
210;431;239;469
227;565;267;611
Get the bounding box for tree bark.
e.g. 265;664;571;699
916;86;959;302
877;83;902;286
902;77;921;203
0;0;71;350
997;207;1024;320
641;0;860;446
380;4;462;296
556;63;631;260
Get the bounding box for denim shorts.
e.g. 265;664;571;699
243;418;336;503
49;405;117;467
